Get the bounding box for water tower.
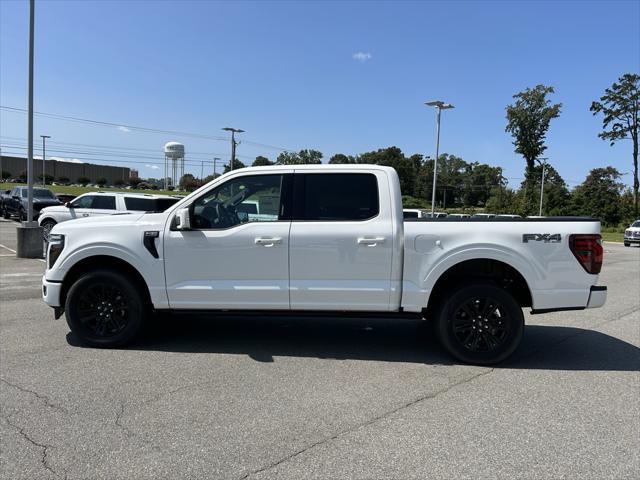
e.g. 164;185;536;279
164;142;185;190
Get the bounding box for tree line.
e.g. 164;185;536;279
179;73;638;226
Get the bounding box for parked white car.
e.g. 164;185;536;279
38;192;180;241
42;165;607;365
624;219;640;247
403;208;430;219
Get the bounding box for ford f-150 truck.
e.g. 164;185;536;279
42;165;606;364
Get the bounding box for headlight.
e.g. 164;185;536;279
47;234;65;269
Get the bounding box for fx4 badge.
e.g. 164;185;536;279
523;233;561;243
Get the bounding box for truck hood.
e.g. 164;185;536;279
51;212;159;234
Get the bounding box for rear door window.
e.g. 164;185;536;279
92;196;116;210
124;197;179;212
295;173;379;221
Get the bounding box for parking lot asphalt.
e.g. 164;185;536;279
0;217;639;480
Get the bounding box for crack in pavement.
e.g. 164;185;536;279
238;367;495;480
239;306;640;479
2;412;61;478
0;378;68;414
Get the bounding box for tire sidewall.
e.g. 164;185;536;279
436;283;524;365
65;270;145;348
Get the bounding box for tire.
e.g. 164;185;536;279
2;207;9;219
40;219;57;242
624;242;630;247
18;207;26;222
434;283;524;365
65;269;146;348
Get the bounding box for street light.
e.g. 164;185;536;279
424;100;454;215
40;135;50;186
222;127;244;171
536;157;549;216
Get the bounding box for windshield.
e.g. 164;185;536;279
22;189;55;198
632;221;640;227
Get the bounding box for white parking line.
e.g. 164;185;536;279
0;243;17;253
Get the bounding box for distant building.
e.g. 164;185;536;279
130;169;139;181
0;155;130;185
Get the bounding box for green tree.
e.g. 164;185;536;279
252;156;273;167
356;146;415;195
223;159;246;173
114;179;125;187
328;154;355;164
571;166;624;225
57;176;70;184
506;85;562;215
513;164;570;216
590;73;640;217
276;149;323;165
96;177;107;187
78;176;90;186
1;170;10;180
179;173;201;191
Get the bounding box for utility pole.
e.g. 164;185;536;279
40;135;50;186
17;0;42;258
213;157;220;178
424;101;454;215
222;127;244;171
536;157;548;216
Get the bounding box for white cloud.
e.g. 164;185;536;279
117;125;131;133
145;164;160;170
352;52;372;63
51;156;83;164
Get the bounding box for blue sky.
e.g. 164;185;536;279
1;0;638;188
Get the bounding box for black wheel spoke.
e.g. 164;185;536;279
452;296;510;353
75;281;130;338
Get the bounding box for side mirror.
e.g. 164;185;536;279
175;207;191;230
64;202;71;208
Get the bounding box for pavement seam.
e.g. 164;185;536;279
1;412;61;478
0;377;68;414
238;367;495;480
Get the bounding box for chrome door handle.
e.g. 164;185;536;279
82;213;90;217
357;236;386;246
255;237;282;246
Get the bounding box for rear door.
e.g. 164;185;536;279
288;170;395;311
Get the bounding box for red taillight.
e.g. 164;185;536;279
569;234;603;274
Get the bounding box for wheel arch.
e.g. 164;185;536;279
424;258;532;318
60;255;153;311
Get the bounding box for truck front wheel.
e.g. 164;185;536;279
65;270;146;348
435;283;524;365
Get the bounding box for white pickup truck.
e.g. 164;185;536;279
42;165;606;364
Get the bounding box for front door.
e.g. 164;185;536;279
164;172;292;310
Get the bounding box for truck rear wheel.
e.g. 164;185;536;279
65;270;146;348
435;283;523;365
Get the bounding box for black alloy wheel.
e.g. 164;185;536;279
435;283;523;365
65;270;145;347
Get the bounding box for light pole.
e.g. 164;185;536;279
536;157;548;216
222;127;244;171
425;100;454;215
40;135;50;186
